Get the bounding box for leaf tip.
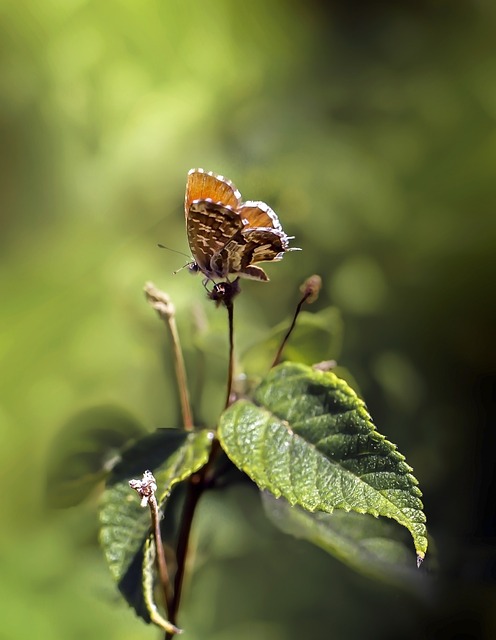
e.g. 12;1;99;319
416;552;425;568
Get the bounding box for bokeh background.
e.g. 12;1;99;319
1;1;495;638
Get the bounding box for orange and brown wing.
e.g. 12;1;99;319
185;169;241;216
184;169;299;282
238;201;283;231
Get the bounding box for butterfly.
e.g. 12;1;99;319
184;168;299;282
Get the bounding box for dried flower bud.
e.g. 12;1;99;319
129;470;157;507
300;274;322;304
144;282;176;319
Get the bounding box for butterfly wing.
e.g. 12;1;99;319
238;201;283;231
184;169;299;283
185;169;241;216
187;199;244;278
240;227;290;265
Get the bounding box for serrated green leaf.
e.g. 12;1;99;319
242;307;343;374
99;428;214;623
262;491;429;589
218;362;427;561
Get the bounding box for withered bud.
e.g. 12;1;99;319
300;275;322;304
144;282;175;319
129;469;157;507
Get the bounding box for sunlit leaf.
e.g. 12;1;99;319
218;362;427;562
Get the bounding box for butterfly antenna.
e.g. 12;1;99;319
157;243;195;275
173;262;193;275
157;243;192;260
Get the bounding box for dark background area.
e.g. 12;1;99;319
1;1;494;638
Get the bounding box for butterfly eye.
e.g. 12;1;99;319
188;263;200;274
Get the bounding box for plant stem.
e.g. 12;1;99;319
224;298;235;409
271;293;309;368
150;494;174;615
166;480;202;637
129;471;180;636
144;283;194;430
166;439;222;638
168;312;194;430
271;276;321;368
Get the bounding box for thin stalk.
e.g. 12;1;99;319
271;292;310;368
168;313;194;430
224;299;235;409
271;275;322;369
129;471;180;636
144;283;194;430
149;494;174;615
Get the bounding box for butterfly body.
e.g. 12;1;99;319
185;169;298;282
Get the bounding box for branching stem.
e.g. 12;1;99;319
146;277;243;637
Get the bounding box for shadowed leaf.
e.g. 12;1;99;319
262;491;432;590
99;428;214;624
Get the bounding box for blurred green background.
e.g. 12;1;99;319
1;0;495;638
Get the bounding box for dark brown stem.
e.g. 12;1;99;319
164;278;240;636
166;440;222;638
167;480;202;637
224;299;235;409
271;292;310;368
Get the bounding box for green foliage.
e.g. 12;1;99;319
98;353;428;631
100;429;214;584
261;492;424;589
4;1;491;637
219;363;427;561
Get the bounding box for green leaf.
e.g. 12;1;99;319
262;491;428;589
218;362;427;562
99;428;214;623
242;307;343;374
